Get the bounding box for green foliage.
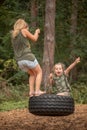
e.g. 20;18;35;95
0;59;4;71
0;99;28;111
0;58;28;85
1;59;18;79
4;59;17;70
7;71;28;85
0;80;29;102
71;83;87;104
0;78;29;111
0;0;87;105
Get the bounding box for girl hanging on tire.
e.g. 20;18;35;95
49;57;80;96
11;19;45;97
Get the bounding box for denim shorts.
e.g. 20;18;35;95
18;59;38;72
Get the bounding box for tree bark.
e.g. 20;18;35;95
42;0;56;89
30;0;38;28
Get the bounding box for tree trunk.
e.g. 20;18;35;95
30;0;38;28
70;0;78;81
42;0;56;89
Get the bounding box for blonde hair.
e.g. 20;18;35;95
12;19;28;38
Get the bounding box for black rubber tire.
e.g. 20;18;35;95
29;94;75;116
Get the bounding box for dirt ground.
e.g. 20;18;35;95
0;104;87;130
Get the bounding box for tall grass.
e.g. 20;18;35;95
0;82;87;112
0;99;28;111
71;82;87;104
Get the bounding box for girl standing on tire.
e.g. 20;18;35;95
49;57;80;96
11;19;45;97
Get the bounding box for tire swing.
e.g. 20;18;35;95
29;94;75;116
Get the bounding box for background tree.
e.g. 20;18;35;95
0;0;87;103
30;0;38;28
42;0;56;89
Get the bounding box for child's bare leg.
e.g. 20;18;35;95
57;92;69;96
33;64;45;96
35;65;42;92
28;70;36;96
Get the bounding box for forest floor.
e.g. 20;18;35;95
0;104;87;130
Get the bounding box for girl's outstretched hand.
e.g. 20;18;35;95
35;28;40;34
75;57;80;64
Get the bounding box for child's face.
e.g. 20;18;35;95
54;64;63;76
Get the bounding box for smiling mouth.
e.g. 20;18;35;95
57;72;61;74
56;72;61;75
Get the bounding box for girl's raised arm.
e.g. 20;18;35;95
22;28;40;42
64;57;80;75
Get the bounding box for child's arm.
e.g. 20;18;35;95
47;73;53;94
64;57;80;75
22;28;40;42
49;73;54;85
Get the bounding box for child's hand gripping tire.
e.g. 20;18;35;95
29;94;75;116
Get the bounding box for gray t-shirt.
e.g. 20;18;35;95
11;32;36;61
